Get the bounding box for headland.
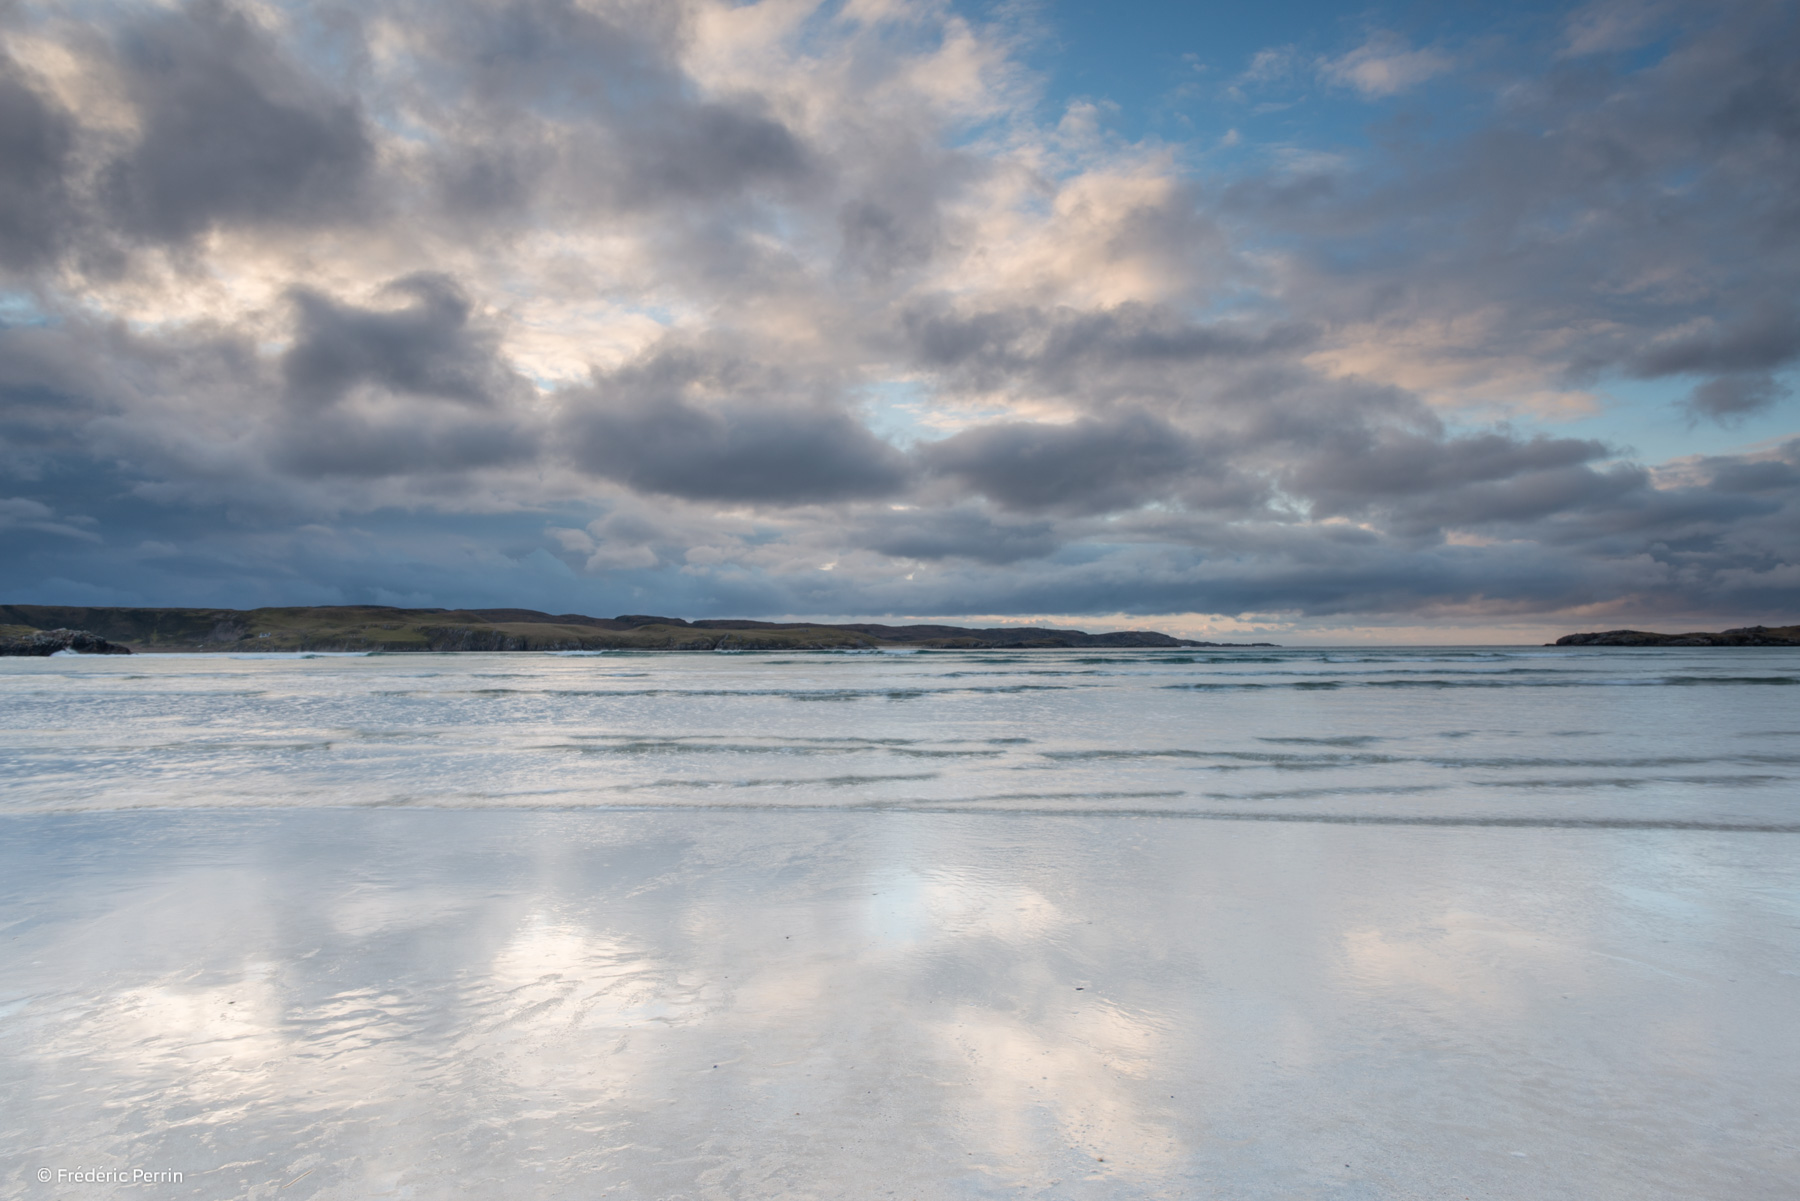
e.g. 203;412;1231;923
1550;624;1800;647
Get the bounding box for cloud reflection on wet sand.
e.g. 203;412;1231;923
3;808;1795;1199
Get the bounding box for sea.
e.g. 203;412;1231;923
2;646;1796;1198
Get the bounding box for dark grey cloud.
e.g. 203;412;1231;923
0;285;538;496
0;315;290;535
271;409;538;480
620;100;811;204
862;440;1800;621
856;507;1058;565
921;411;1206;515
1633;303;1800;379
270;275;538;478
838;194;937;282
1294;432;1619;524
1698;449;1799;493
430;137;557;221
1684;372;1791;422
400;0;679;119
558;348;911;505
564;395;907;504
282;274;519;409
901;300;1315;403
0;55;76;272
401;0;813;225
0;315;272;508
100;0;373;243
0;324;115;464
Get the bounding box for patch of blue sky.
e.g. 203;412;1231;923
739;525;791;549
1456;372;1800;466
859;378;966;446
360;103;440;146
0;292;53;329
951;1;1603;164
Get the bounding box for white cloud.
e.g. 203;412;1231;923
1562;0;1671;57
1319;33;1453;99
0;498;102;541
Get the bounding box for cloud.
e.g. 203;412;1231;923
855;506;1059;565
1684;373;1791;423
1235;0;1800;425
398;0;816;227
0;0;1791;632
0;54;77;272
558;346;912;505
0;496;100;541
1632;304;1800;378
282;275;520;409
1319;34;1453;99
920;411;1203;515
266;274;541;479
99;0;374;243
0;323;118;465
1295;432;1611;511
900;300;1314;403
1562;0;1672;58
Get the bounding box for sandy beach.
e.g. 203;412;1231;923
3;648;1797;1197
3;806;1796;1199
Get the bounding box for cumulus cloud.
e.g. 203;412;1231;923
0;53;77;272
0;0;1792;632
557;346;912;504
100;0;375;244
921;412;1202;514
1318;34;1453;98
1684;373;1791;423
282;275;521;410
854;506;1058;566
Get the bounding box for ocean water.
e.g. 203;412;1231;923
2;647;1797;1198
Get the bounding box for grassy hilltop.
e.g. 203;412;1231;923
0;605;1243;653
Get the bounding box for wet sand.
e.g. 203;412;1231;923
3;806;1795;1199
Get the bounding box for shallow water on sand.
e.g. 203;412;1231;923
3;645;1798;825
2;648;1797;1198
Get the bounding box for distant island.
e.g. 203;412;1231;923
1550;624;1800;647
0;605;1278;654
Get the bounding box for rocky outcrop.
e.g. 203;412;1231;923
0;628;132;656
1552;624;1800;647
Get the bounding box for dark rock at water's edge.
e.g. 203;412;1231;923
0;627;133;656
0;604;1280;652
1550;624;1800;647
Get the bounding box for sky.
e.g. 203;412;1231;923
0;0;1796;643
